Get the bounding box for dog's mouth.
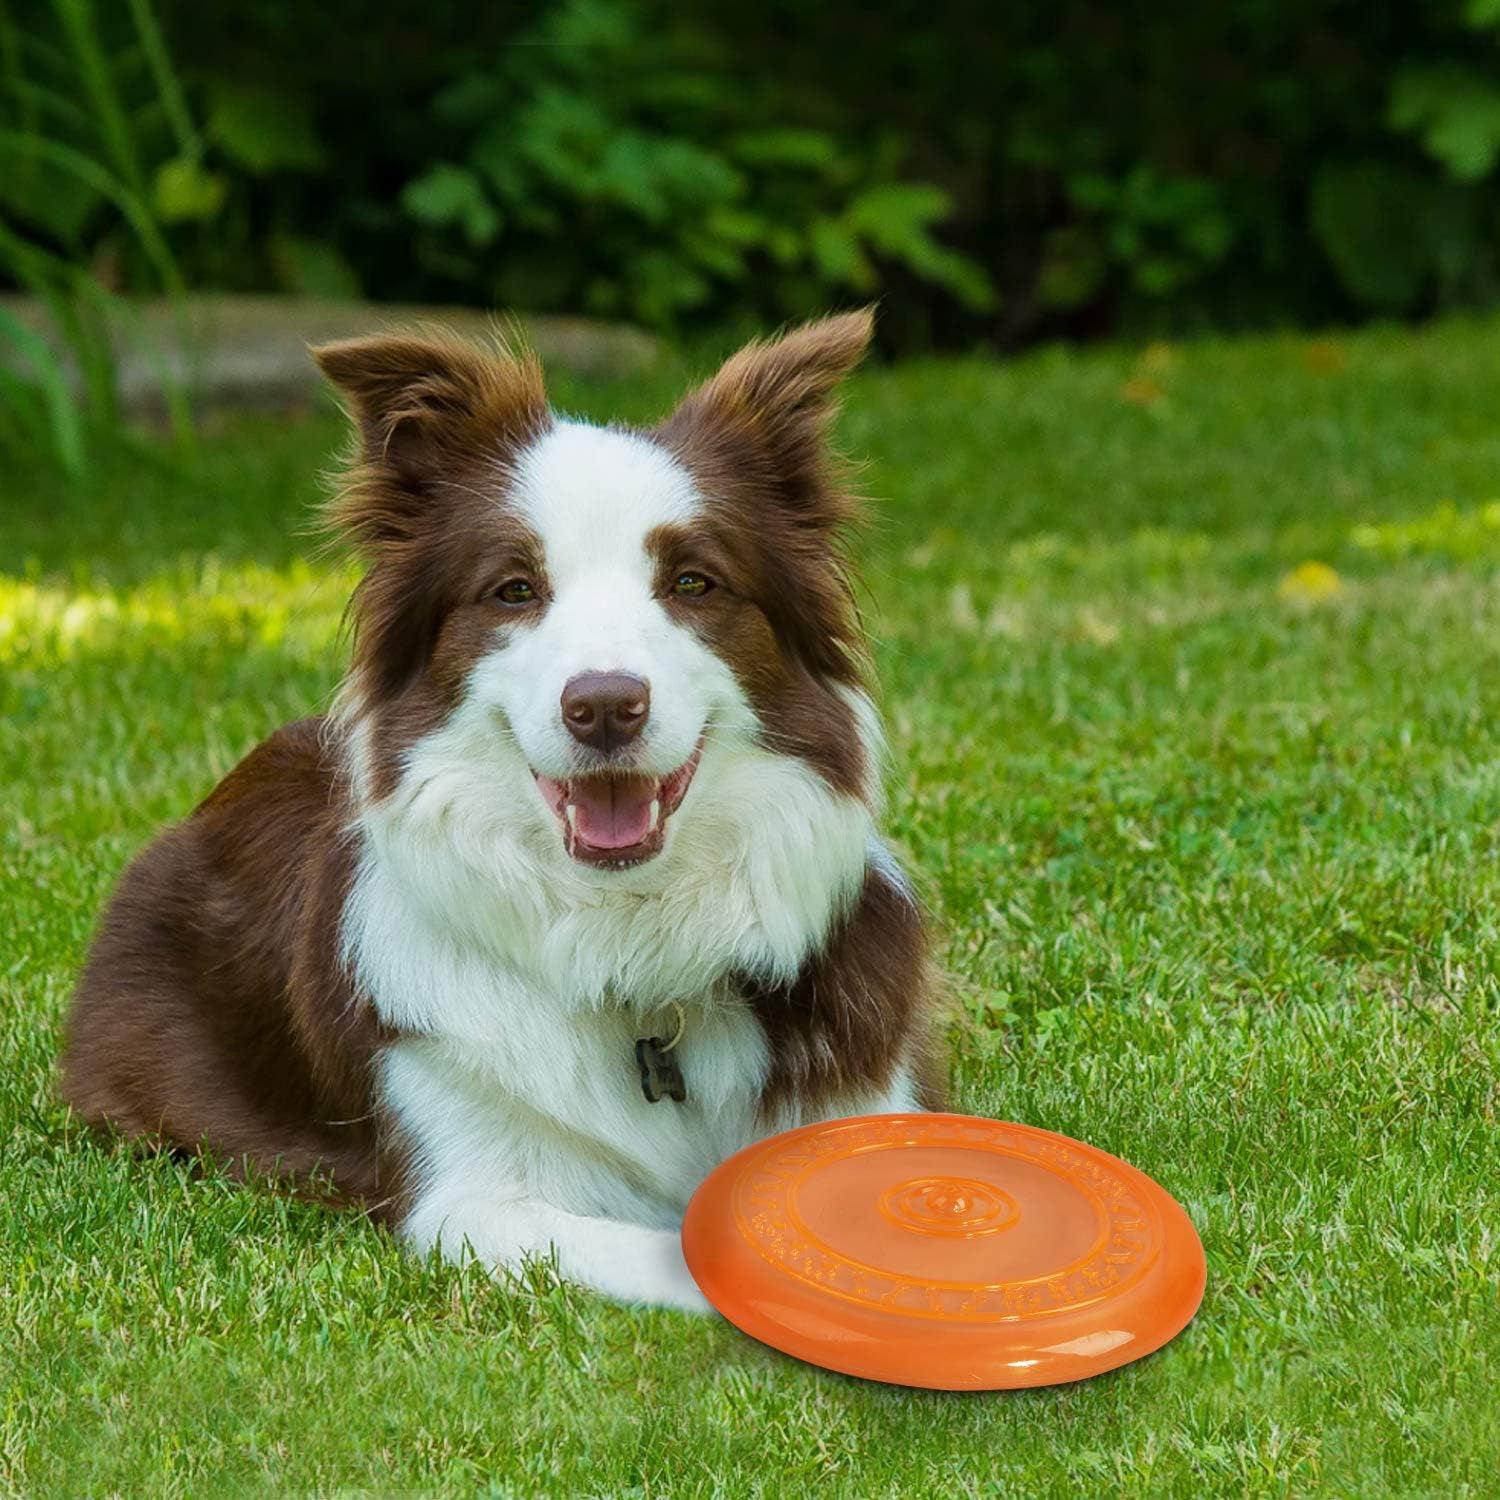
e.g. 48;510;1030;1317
533;746;702;869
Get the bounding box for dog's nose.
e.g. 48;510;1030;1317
561;672;650;752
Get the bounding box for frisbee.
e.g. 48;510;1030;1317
682;1113;1205;1390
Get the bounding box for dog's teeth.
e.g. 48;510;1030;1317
565;804;577;830
648;799;661;832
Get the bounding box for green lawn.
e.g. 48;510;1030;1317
3;317;1498;1496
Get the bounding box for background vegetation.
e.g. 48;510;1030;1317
9;0;1500;353
10;0;1500;469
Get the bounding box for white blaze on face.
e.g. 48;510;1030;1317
476;420;750;781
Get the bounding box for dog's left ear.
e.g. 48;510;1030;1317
655;308;873;528
312;330;548;550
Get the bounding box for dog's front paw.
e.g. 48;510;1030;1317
405;1192;716;1313
607;1225;713;1314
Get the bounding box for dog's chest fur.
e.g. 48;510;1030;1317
344;713;918;1226
381;1005;775;1232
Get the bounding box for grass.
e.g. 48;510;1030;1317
3;317;1499;1496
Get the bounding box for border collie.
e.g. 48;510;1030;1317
60;310;943;1310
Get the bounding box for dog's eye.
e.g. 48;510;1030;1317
493;579;537;605
672;572;714;598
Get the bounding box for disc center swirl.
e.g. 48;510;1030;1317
877;1175;1020;1238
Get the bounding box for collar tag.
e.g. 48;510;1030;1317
636;1035;687;1104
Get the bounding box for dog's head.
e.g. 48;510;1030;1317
317;312;878;881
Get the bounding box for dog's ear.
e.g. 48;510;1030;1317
654;309;873;529
312;331;548;548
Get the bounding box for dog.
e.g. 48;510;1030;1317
59;309;943;1310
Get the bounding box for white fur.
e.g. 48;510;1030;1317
340;418;918;1309
502;421;725;783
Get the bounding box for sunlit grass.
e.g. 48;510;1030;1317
0;560;351;665
2;316;1499;1495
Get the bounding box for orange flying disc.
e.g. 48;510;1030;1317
682;1113;1206;1390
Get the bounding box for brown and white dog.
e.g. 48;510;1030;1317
60;310;942;1310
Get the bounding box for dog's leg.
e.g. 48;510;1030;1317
402;1193;712;1312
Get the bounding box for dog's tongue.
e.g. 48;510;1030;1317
569;775;655;850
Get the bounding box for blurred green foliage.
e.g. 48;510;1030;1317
393;1;994;327
8;0;1500;453
0;0;199;472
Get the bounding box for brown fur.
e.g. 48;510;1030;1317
59;311;945;1217
654;310;871;686
315;330;553;800
59;718;405;1218
651;309;875;799
644;519;865;798
743;868;948;1119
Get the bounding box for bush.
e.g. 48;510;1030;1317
9;0;1500;369
393;1;993;330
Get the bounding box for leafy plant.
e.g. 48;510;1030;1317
18;0;1500;383
1309;162;1446;312
1389;65;1500;182
1051;167;1234;306
0;0;200;473
1367;4;1500;314
396;0;993;331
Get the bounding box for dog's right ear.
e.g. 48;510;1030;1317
654;309;873;534
312;331;548;548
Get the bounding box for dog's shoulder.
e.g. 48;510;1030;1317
193;715;340;825
744;854;946;1117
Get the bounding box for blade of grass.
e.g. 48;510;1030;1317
0;0;40;201
0;225;199;448
0;229;117;426
56;263;122;423
5;75;92;135
125;0;196;160
2;279;198;462
0;131;184;296
0;304;86;474
0;0;198;467
49;0;144;198
101;290;195;452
